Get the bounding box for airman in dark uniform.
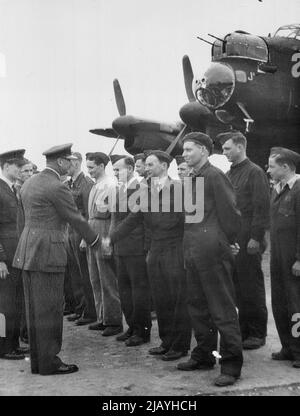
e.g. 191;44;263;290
220;131;269;350
177;132;243;387
65;151;97;326
107;151;191;361
267;147;300;368
13;144;99;375
0;149;28;360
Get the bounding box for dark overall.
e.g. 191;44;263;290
184;161;243;377
270;179;300;360
227;158;269;340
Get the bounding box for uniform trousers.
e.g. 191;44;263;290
271;232;300;360
87;218;122;327
185;256;243;377
147;239;191;352
22;271;64;375
116;255;151;337
234;221;268;339
0;266;22;355
66;229;96;320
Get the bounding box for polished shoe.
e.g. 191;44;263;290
177;358;215;371
15;346;30;354
67;313;81;322
292;360;300;368
271;350;293;361
125;335;149;347
49;363;79;375
0;351;25;360
116;329;133;342
20;336;29;344
214;374;239;387
243;336;266;350
88;322;106;331
161;350;188;361
75;317;96;326
63;309;74;316
102;326;123;337
148;346;168;355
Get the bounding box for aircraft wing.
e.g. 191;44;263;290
89;128;118;138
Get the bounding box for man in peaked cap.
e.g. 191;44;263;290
83;151;123;335
267;147;300;368
12;143;99;375
220;131;269;351
177;132;243;387
0;149;28;360
175;155;190;181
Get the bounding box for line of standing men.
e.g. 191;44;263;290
1;129;300;384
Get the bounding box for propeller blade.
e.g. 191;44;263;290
113;79;126;116
182;55;195;102
165;124;189;155
89;128;119;138
108;137;121;156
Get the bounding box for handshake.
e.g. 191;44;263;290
101;237;113;258
79;236;113;258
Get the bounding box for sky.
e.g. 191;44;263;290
0;0;299;174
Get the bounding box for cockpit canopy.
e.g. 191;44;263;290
273;24;300;40
212;32;268;62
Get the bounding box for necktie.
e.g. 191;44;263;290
12;184;19;200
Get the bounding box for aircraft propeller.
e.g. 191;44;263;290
182;55;195;102
113;78;126;116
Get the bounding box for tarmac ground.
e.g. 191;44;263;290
1;245;300;396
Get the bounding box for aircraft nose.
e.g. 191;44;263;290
112;116;133;137
179;101;212;130
193;62;235;110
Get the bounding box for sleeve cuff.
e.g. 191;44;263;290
90;235;99;247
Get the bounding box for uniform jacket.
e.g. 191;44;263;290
13;168;97;273
0;179;23;264
68;172;94;219
110;178;145;256
226;158;270;242
184;161;241;267
270;178;300;261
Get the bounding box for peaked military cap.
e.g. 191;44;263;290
174;155;186;165
182;132;213;155
270;147;300;167
71;151;82;161
134;152;146;162
42;143;76;160
0;149;26;165
110;154;126;165
147;150;173;165
85;152;109;166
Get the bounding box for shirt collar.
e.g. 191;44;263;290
0;171;15;190
152;175;168;189
45;167;61;179
71;171;83;183
123;175;136;191
275;174;299;194
230;158;249;170
189;160;210;177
